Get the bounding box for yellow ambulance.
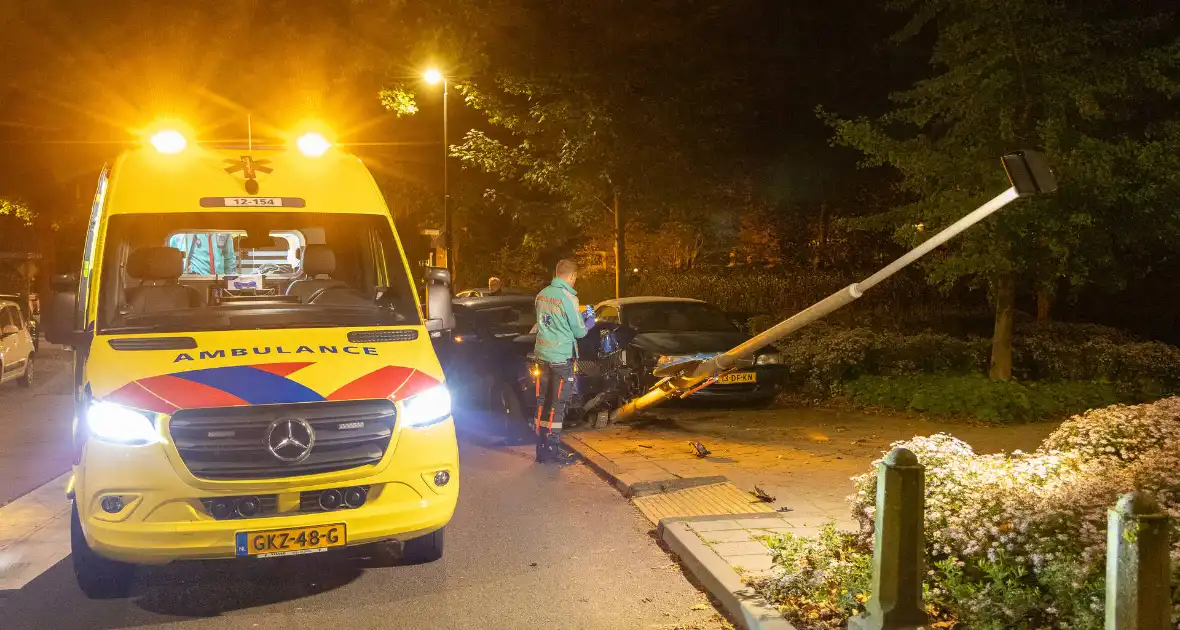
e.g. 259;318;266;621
45;127;459;598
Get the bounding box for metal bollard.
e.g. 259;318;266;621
848;448;928;630
1105;492;1172;630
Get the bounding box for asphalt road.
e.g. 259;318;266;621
0;348;729;629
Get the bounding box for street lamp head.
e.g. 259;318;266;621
423;69;443;85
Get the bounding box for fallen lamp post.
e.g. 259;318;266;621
602;150;1057;425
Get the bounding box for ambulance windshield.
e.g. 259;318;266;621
97;212;419;334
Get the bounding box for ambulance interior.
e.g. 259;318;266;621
95;212;418;333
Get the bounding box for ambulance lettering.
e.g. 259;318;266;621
174;346;378;363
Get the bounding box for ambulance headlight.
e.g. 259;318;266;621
296;133;331;157
401;385;452;428
149;130;187;154
87;401;161;445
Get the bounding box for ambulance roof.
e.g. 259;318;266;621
105;146;390;216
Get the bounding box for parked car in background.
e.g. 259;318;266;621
0;297;35;388
436;295;538;413
0;293;37;354
594;296;785;404
453;287;533;299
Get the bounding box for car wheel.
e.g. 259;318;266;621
71;503;134;599
17;354;32;388
493;381;532;442
401;527;445;564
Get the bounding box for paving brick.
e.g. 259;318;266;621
709;541;769;556
687;519;745;532
735;517;790;529
697;529;757;544
723;553;776;573
755;526;797;536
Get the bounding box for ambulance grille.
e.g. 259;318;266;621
169;400;397;480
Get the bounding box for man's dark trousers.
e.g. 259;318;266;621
534;360;574;462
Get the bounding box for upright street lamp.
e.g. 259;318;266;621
423;68;452;279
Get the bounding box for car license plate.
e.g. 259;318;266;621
717;372;756;385
235;523;346;558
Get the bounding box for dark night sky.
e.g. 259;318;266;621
0;0;919;255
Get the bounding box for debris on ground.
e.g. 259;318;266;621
690;441;711;457
751;485;775;503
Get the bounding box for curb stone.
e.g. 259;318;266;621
660;519;795;630
561;433;726;497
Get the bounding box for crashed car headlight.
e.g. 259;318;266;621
402;384;452;428
87;401;162;445
756;352;784;366
656;355;689;368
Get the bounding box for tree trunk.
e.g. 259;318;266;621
812;204;827;270
1036;287;1051;323
614;191;625;299
989;274;1016;381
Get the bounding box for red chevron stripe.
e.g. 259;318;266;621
251;362;313;377
139;374;249;409
391;369;442;400
106;381;179;414
326;365;415;401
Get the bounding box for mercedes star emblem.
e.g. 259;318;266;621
265;418;315;463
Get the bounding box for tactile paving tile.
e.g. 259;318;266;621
632;482;774;524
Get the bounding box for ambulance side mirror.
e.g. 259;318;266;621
45;273;81;346
423;267;454;338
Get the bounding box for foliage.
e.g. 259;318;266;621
625;216;709;271
0;198;32;225
758;398;1180;628
377;84;418;118
480;234;548;291
574;268;948;325
755;524;874;629
779;325;988;396
820;0;1180;380
774;322;1180;407
841;374;1131;423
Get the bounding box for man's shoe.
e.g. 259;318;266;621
545;437;575;465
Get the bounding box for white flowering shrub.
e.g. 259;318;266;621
758;397;1180;628
1041;397;1180;462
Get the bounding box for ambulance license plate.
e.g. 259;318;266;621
717;372;756;385
236;523;346;558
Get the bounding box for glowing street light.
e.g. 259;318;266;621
423;68;443;85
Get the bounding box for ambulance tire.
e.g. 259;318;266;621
71;503;135;599
402;527;445;564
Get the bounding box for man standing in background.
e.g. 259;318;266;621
488;276;503;296
532;260;594;463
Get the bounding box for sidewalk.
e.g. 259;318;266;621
564;405;1058;531
562;405;1059;630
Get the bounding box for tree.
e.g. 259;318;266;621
378;0;769;297
821;0;1180;380
0;198;32;226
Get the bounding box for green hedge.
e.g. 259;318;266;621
775;322;1180;399
839;374;1137;423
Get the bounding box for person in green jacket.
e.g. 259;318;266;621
167;233;238;276
532;259;595;463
